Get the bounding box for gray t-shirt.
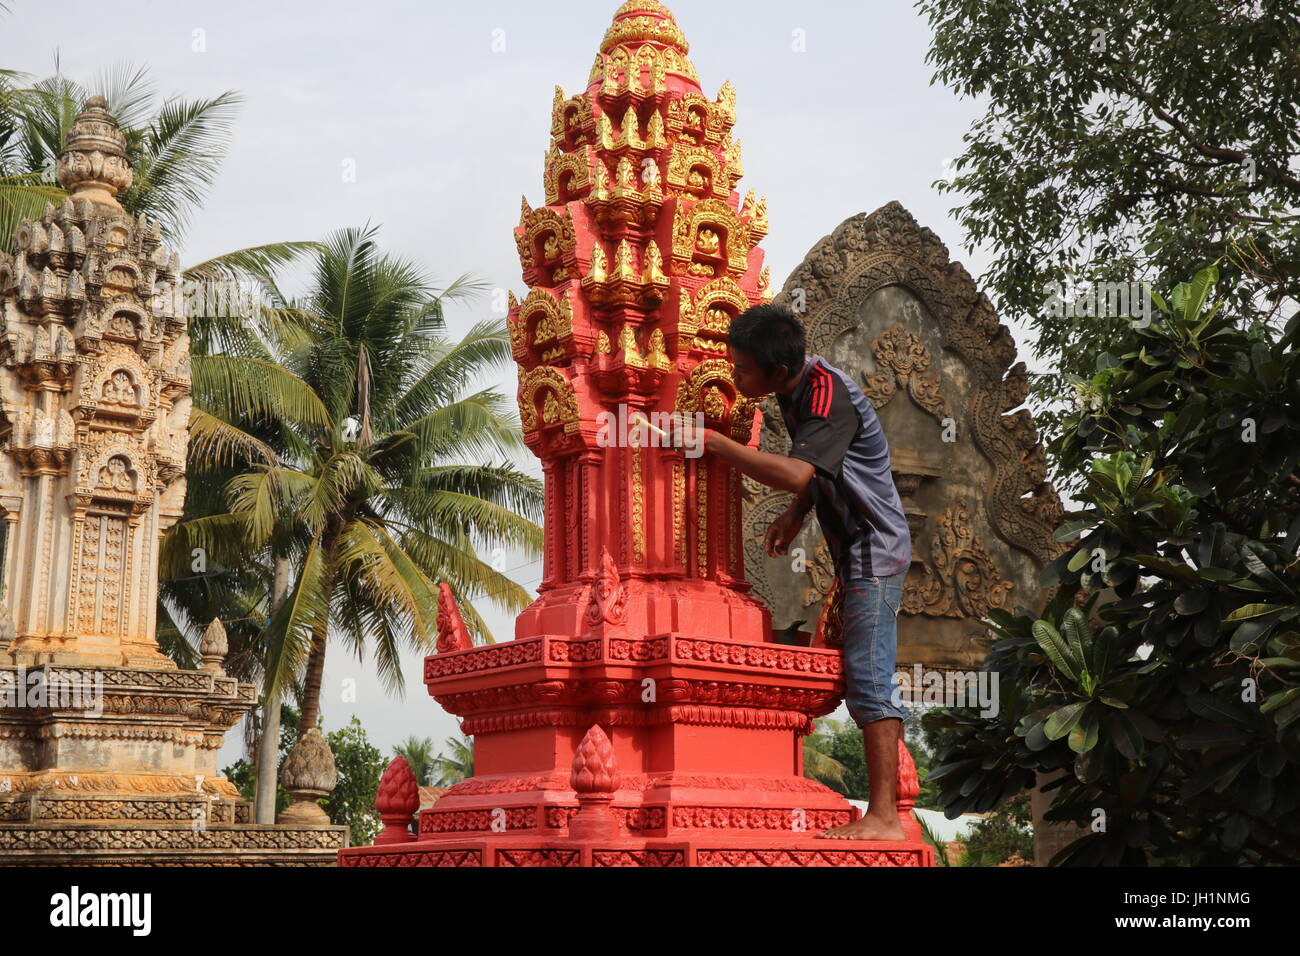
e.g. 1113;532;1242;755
776;355;911;580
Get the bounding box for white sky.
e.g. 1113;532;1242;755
2;0;1033;769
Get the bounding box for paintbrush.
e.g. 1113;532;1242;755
631;412;669;442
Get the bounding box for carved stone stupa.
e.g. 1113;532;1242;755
0;97;344;864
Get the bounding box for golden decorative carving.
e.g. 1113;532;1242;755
666;145;728;199
696;464;707;573
518;367;579;435
551;87;594;149
631;443;645;563
673;458;685;566
515;207;577;278
617;324;644;368
644;329;671;371
586;242;608;284
670;197;750;276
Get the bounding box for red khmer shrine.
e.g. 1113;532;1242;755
338;0;934;868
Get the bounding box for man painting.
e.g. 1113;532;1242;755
673;303;912;841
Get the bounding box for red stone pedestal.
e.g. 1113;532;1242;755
338;613;932;867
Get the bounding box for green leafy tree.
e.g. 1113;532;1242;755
926;266;1300;865
958;793;1034;867
803;716;943;807
919;0;1300;481
324;716;386;846
802;718;851;793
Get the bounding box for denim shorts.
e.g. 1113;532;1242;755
841;571;908;726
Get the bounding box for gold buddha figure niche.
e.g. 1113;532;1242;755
689;226;721;276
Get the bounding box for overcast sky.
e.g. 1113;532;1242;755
2;1;1024;768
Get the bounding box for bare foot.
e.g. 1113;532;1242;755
816;813;906;841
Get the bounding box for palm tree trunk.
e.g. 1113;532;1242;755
297;624;328;735
296;526;339;736
254;555;291;824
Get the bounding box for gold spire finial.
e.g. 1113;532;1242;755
601;0;689;56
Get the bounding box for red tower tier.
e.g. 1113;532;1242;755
339;0;933;867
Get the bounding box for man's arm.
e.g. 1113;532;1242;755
702;430;815;497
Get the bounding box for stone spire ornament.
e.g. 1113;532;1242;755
278;728;338;827
0;94;187;668
199;617;228;674
56;95;133;211
374;756;420;845
566;724;621;841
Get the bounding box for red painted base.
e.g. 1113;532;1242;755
339;625;935;868
339;834;933;867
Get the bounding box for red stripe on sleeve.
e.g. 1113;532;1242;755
808;367;831;416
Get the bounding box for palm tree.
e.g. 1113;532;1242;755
430;734;474;787
394;737;438;787
177;224;543;737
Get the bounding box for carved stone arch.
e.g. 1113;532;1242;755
670;197;750;277
99;257;141;296
100;365;142;406
518;366;579;435
545;146;593;205
80;344;158;423
741;202;1064;681
105;301;147;342
515;207;577;281
78;441;153;506
666;146;726;199
770;202;1062;568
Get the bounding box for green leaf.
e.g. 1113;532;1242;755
1068;708;1100;753
1044;701;1089;740
1032;619;1081;682
1223;603;1287;623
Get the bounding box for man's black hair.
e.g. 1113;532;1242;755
727;303;806;377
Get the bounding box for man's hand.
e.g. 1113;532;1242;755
667;411;710;458
764;505;805;557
